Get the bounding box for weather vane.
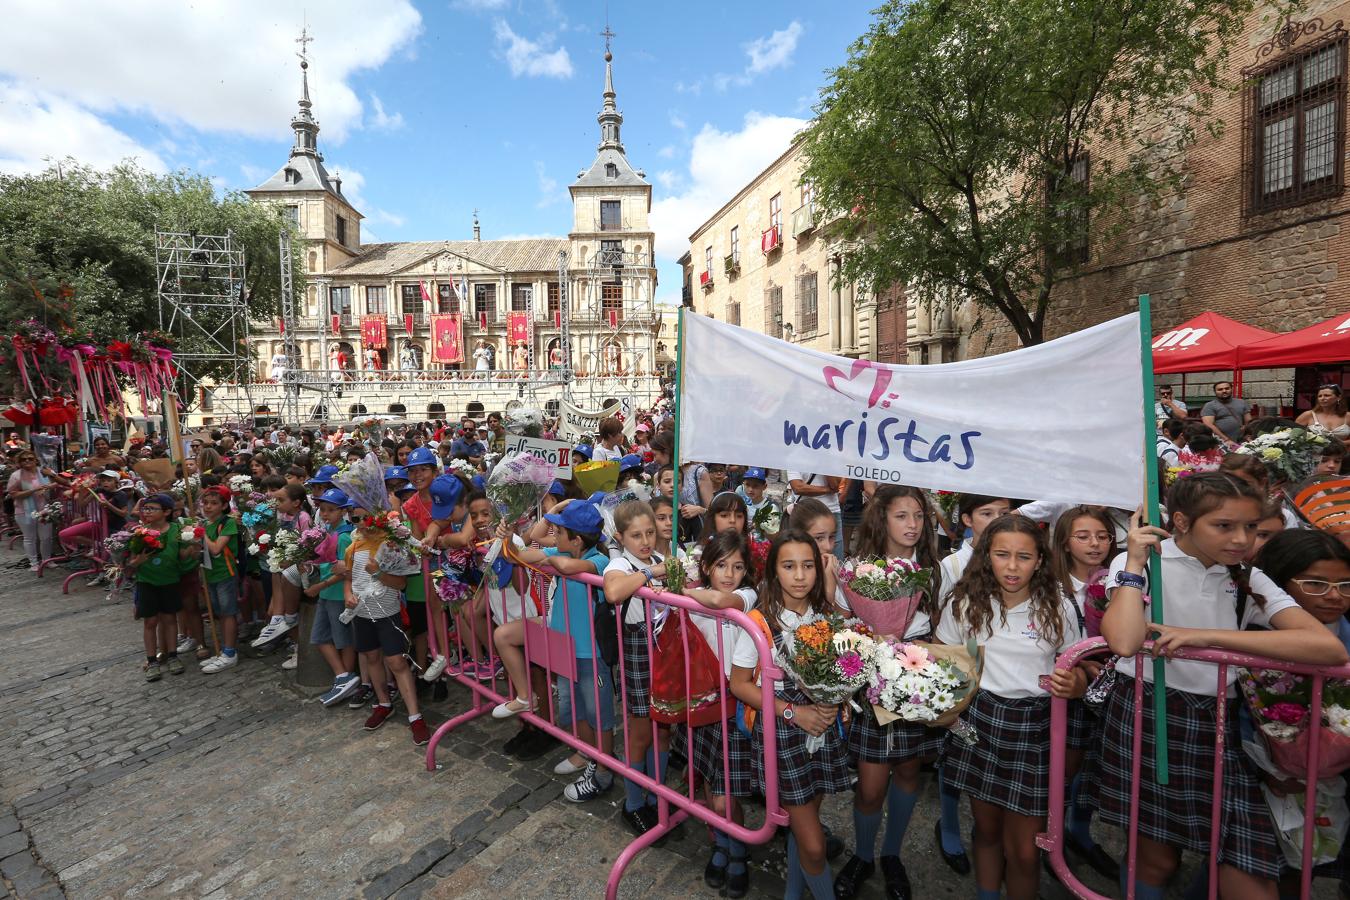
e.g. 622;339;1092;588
296;25;313;64
601;1;614;56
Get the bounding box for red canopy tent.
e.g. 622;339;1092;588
1238;311;1350;368
1151;311;1277;374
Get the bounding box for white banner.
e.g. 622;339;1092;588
557;398;636;444
679;313;1145;509
504;435;573;478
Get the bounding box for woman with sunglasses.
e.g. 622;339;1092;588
5;450;62;570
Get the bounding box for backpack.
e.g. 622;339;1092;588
594;597;623;667
650;607;732;727
733;610;774;739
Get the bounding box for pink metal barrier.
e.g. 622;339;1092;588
37;495;108;593
1040;637;1350;899
423;562;788;900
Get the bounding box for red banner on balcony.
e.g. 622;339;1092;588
761;226;780;254
507;311;531;346
277;317;285;335
330;314;341;334
361;316;387;349
430;314;463;364
607;308;619;329
699;270;711;286
554;309;562;329
404;314;415;337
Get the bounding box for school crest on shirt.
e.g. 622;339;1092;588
1021;620;1039;641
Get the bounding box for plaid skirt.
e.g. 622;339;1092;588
943;691;1053;817
676;720;754;798
1066;699;1094;751
621;623;651;718
751;681;852;806
1089;679;1281;880
848;708;946;764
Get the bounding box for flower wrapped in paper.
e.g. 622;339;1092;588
332;453;393;514
751;502;783;540
176;516;205;544
865;638;978;729
482;453;555;569
266;526;330;571
573;459;619;496
1235;427;1330;485
837;557;932;637
33;502;63;525
777;613;875;752
1241;668;1350;780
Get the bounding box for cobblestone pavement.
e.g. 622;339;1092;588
0;540;1189;900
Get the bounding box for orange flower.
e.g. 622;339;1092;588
796;620;832;653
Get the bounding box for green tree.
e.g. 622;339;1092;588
0;161;300;399
800;0;1273;346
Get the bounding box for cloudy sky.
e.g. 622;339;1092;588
0;0;876;302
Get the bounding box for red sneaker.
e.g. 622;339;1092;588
410;717;431;746
364;704;394;731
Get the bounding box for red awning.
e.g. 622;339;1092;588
1240;311;1350;368
1151;312;1276;374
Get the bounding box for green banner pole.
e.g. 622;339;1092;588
670;306;687;555
1138;293;1169;785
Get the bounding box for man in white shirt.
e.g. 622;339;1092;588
787;471;844;559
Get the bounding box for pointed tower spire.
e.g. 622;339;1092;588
596;27;624;154
291;26;321;159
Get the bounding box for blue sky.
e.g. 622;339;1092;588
0;1;877;302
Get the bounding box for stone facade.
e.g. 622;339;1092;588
959;1;1350;414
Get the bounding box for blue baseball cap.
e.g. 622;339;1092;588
743;467;767;482
619;454;643;471
545;499;604;535
573;444;593;461
395;482;416;496
406;447;438;469
317;487;354;508
383;465;409;482
429;474;464;519
471;474;486;492
306;464;339;485
547;480;566;497
144;492;175;511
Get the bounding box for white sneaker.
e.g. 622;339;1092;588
553;756;587;776
176;635;199;654
421;654;449;682
250;617;294;647
201;654;238;674
281;647;298;670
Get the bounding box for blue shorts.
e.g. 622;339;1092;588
311;601;355;650
555;659;615;732
206;578;239;618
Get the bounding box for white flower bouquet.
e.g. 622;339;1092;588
1236;427;1329;485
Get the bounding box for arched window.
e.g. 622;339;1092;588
349;403;368;416
466;401;485;417
427;402;446;416
389;403;407;415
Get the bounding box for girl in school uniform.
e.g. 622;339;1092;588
1099;473;1347;900
603;499;672;839
1047;505;1117;880
682;529;759;898
936;514;1088;900
729;530;852;900
835;485;944;900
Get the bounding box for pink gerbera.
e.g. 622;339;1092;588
900;643;930;672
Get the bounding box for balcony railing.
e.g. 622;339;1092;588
723;254;740;276
791;204;816;236
761;226;781;254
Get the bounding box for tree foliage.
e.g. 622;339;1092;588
0;161;299;392
800;0;1272;346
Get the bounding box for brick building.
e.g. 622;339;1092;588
962;2;1350;414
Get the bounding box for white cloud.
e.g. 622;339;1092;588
745;21;804;75
668;111;687;131
494;21;573;79
0;81;166;175
325;165;405;231
0;1;422;145
657;145;676;159
453;0;510;9
368;92;404;130
649;111;807;262
655;170;680;191
535;161;562;207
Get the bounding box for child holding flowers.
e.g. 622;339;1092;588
834;485;944;900
198;486;242;673
729;530;852;900
128;493;193;682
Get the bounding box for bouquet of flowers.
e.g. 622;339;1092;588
751;502;783;540
504;406;545;438
928;490;959;530
266;526;329;571
445;459;478;482
171;474;200;501
127;525;164;555
176;516;206;544
777;612;875;752
228;474;254;495
1165;449;1223;486
1236;427;1330;485
33;502;63;525
103;529;133;563
356;510;423;567
748;537;771;581
1240;668;1350;779
432;546;483;614
240;501;276;543
573;459;620;495
266;444;300;470
838;557;932;637
1081;568;1110;637
332;453;393;515
866;638;977;728
67;472;98;497
482;453;556;566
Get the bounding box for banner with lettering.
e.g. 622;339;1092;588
557;397;637;444
507;311;531;347
678;312;1145;508
361;316;386;350
430;314;463;364
503;435;573;478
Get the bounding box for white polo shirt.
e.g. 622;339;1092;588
787;471;840;515
937;544;974;609
690;587;756;677
936;593;1084;699
604;552;664;625
1105;539;1298;696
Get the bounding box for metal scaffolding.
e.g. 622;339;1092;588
155;229;254;424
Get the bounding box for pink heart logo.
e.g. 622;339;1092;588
822;359;895;409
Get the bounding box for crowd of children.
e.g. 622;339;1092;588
6;400;1350;900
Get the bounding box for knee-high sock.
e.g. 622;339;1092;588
623;758;647;812
977;890;1001;900
937;765;966;855
710;829;728;867
1066;772;1096;847
802;860;834;900
645;747;669;802
726;835;747;873
1122;866;1167;900
880;783;918;858
785;833;806;900
853;804;882;863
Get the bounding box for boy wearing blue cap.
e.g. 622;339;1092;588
305;487;361;706
492;497;615;801
737;468;772;520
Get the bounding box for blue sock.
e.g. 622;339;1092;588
785;834;806;900
221;647;237;658
852;806;882;863
726;836;747;873
1066;773;1096;848
802;862;834;900
1122;867;1167;900
881;783;918;858
938;767;965;855
977;890;1001;900
623;759;647;812
710;829;728;867
645;748;669;804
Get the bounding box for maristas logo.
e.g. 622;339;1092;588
821;358;900;409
